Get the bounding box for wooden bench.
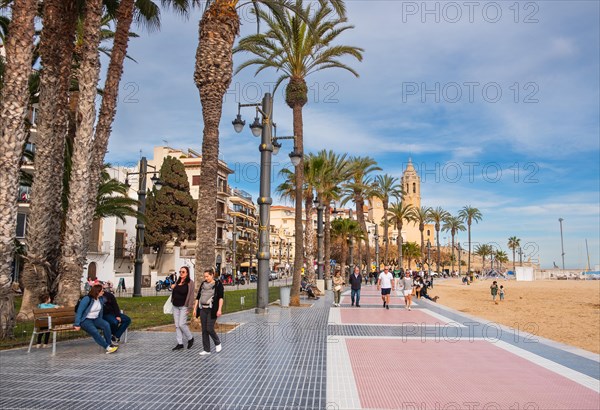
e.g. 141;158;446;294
27;307;129;355
28;307;77;356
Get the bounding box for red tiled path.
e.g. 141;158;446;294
339;307;446;325
346;338;600;410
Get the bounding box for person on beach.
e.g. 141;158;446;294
401;271;415;311
377;266;395;310
74;284;118;354
193;268;224;356
490;281;499;304
349;266;362;307
332;270;345;307
499;285;505;301
35;293;61;348
170;266;195;351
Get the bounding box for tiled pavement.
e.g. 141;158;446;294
1;284;599;409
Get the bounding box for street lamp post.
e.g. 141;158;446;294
374;224;380;274
427;239;431;276
457;242;462;277
125;157;163;297
233;93;301;313
316;198;325;280
518;246;523;267
348;209;354;269
558;218;565;271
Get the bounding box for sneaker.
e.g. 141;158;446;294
408;307;411;311
215;344;222;353
187;338;194;349
386;305;390;310
383;301;386;308
199;351;211;356
111;336;119;346
351;303;354;307
35;344;41;349
106;345;118;354
356;304;360;308
172;344;184;351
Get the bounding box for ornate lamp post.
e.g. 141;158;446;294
125;158;163;297
373;224;380;274
233;93;301;313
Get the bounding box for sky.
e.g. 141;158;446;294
104;0;600;270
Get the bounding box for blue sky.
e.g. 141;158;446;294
104;1;600;269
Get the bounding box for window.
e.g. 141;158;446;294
192;175;201;185
87;262;97;281
89;220;102;252
412;182;416;194
427;229;430;236
115;231;126;258
16;213;27;238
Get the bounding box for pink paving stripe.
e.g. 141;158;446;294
339;307;445;325
346;339;600;410
341;296;405;305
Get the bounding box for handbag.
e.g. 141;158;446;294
163;295;173;314
334;285;342;292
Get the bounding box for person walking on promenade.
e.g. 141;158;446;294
349;266;362;307
193;268;224;356
401;271;415;311
377;266;395;310
490;281;499;304
499;285;505;302
35;293;61;348
74;284;118;354
102;287;131;345
332;270;345;307
170;266;195;351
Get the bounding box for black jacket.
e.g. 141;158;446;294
102;291;121;318
348;273;363;290
195;280;224;319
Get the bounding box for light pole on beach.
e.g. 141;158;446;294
558;218;565;271
232;93;301;313
426;239;431;276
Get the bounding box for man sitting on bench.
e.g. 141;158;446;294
301;280;318;299
102;285;131;345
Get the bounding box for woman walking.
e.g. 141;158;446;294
74;284;118;354
332;270;345;307
170;266;195;351
193;268;224;356
401;271;415;311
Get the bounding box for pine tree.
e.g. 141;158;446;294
145;157;196;252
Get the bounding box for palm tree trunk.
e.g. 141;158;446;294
420;225;425;264
383;203;389;264
0;0;37;338
324;206;331;280
80;0;136;280
19;0;78;318
340;239;347;282
467;223;472;277
56;0;103;306
512;248;516;272
304;196;316;285
397;222;403;270
356;198;370;274
436;227;441;273
193;1;240;287
451;233;455;273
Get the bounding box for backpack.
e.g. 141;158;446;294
74;296;88;313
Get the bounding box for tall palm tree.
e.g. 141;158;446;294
234;0;361;303
442;215;465;274
458;205;483;279
387;201;416;271
371;174;402;265
341;156;380;275
474;244;493;272
428;206;450;273
331;217;361;281
302;152;325;284
414;206;431;263
402;242;421;270
495;250;509;270
508;236;521;273
0;0;37;339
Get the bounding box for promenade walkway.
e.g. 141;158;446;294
1;284;598;409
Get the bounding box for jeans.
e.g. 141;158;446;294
351;289;361;305
334;290;341;304
200;308;220;352
172;306;193;344
103;313;131;339
80;317;112;349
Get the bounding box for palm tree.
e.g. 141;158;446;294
302;152;325;284
495;250;509;271
331;218;361;281
474;244;493;272
233;0;361;304
402;242;421;270
341;156;380;275
508;236;521;273
442;215;465;274
387;201;416;270
458;205;483;279
428;206;450;273
414;206;431;262
0;0;38;339
371;174;402;265
94;166;143;222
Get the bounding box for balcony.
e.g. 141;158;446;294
216;211;227;222
89;241;111;254
17;186;32;203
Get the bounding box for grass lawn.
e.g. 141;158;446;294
1;287;281;350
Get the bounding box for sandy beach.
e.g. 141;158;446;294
430;278;600;354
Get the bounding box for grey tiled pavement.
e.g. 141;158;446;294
1;284;599;409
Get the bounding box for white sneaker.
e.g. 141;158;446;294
199;351;211;356
106;345;118;354
408;307;411;311
215;344;222;353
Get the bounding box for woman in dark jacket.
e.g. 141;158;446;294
193;268;224;356
74;284;118;354
170;266;195;350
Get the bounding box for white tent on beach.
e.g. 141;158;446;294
515;266;535;281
